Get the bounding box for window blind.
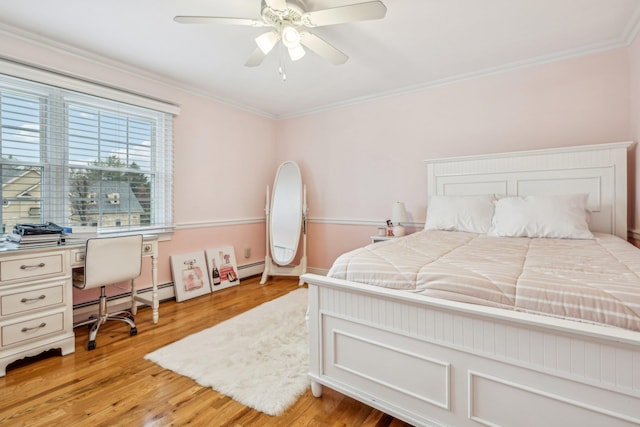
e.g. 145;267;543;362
0;73;174;234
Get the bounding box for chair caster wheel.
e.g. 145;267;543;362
130;327;138;336
88;340;96;350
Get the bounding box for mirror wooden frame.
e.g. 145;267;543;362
260;161;307;285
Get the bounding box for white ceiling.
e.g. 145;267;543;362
0;0;639;119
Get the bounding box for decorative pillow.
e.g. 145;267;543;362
488;194;593;239
425;195;495;234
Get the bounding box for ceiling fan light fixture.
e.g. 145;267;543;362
281;25;301;48
176;0;389;71
288;44;306;61
255;31;280;54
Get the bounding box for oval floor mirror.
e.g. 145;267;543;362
260;161;307;285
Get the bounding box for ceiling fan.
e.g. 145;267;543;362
174;0;387;69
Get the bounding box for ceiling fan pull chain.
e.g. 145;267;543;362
279;43;287;81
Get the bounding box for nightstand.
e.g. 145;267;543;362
370;235;395;243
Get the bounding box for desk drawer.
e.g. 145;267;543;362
1;285;64;317
2;312;64;347
0;254;64;282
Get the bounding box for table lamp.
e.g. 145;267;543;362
391;202;408;236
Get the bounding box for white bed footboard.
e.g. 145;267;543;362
303;141;638;426
303;273;640;427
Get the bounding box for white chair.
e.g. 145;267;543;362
73;234;143;350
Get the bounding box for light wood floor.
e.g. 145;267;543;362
0;276;413;426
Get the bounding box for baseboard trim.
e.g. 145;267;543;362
73;261;266;322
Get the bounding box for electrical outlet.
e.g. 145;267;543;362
244;247;251;258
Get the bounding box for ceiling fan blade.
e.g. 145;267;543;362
300;32;348;65
174;16;266;27
264;0;287;12
245;48;267;67
302;1;387;27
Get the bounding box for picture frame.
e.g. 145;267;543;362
170;251;212;302
205;246;240;292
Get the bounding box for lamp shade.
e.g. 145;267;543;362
281;26;301;48
391;202;408;224
288;44;306;61
391;202;408;237
256;31;280;54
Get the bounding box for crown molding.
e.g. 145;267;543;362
0;22;277;120
279;37;635;120
3;9;637;123
623;2;640;45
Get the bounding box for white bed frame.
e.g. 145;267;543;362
302;141;640;427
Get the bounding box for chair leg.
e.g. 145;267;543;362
73;315;98;329
130;277;138;316
74;286;138;350
87;316;106;350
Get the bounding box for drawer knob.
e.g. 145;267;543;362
21;322;46;333
20;262;46;270
20;295;46;303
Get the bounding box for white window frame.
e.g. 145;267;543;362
0;67;176;235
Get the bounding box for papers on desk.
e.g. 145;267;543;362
62;232;98;243
59;227;98;243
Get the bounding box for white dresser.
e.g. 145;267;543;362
0;235;159;376
0;246;75;376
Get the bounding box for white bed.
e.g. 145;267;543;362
301;141;640;427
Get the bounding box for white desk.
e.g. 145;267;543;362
0;235;158;376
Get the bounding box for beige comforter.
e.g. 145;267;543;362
327;230;640;331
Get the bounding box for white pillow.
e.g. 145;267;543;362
488;194;593;239
425;195;495;234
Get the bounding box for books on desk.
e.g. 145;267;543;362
3;224;101;247
5;222;65;246
5;231;61;246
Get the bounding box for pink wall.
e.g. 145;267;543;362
1;28;638;283
0;31;276;303
280;48;633;269
307;223;422;271
630;34;640;230
172;100;276;225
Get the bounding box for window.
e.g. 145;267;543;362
0;73;173;234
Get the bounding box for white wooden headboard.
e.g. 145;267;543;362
424;141;634;239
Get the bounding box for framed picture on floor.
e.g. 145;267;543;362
170;251;212;302
205;246;240;292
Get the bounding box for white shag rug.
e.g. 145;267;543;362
144;288;309;416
